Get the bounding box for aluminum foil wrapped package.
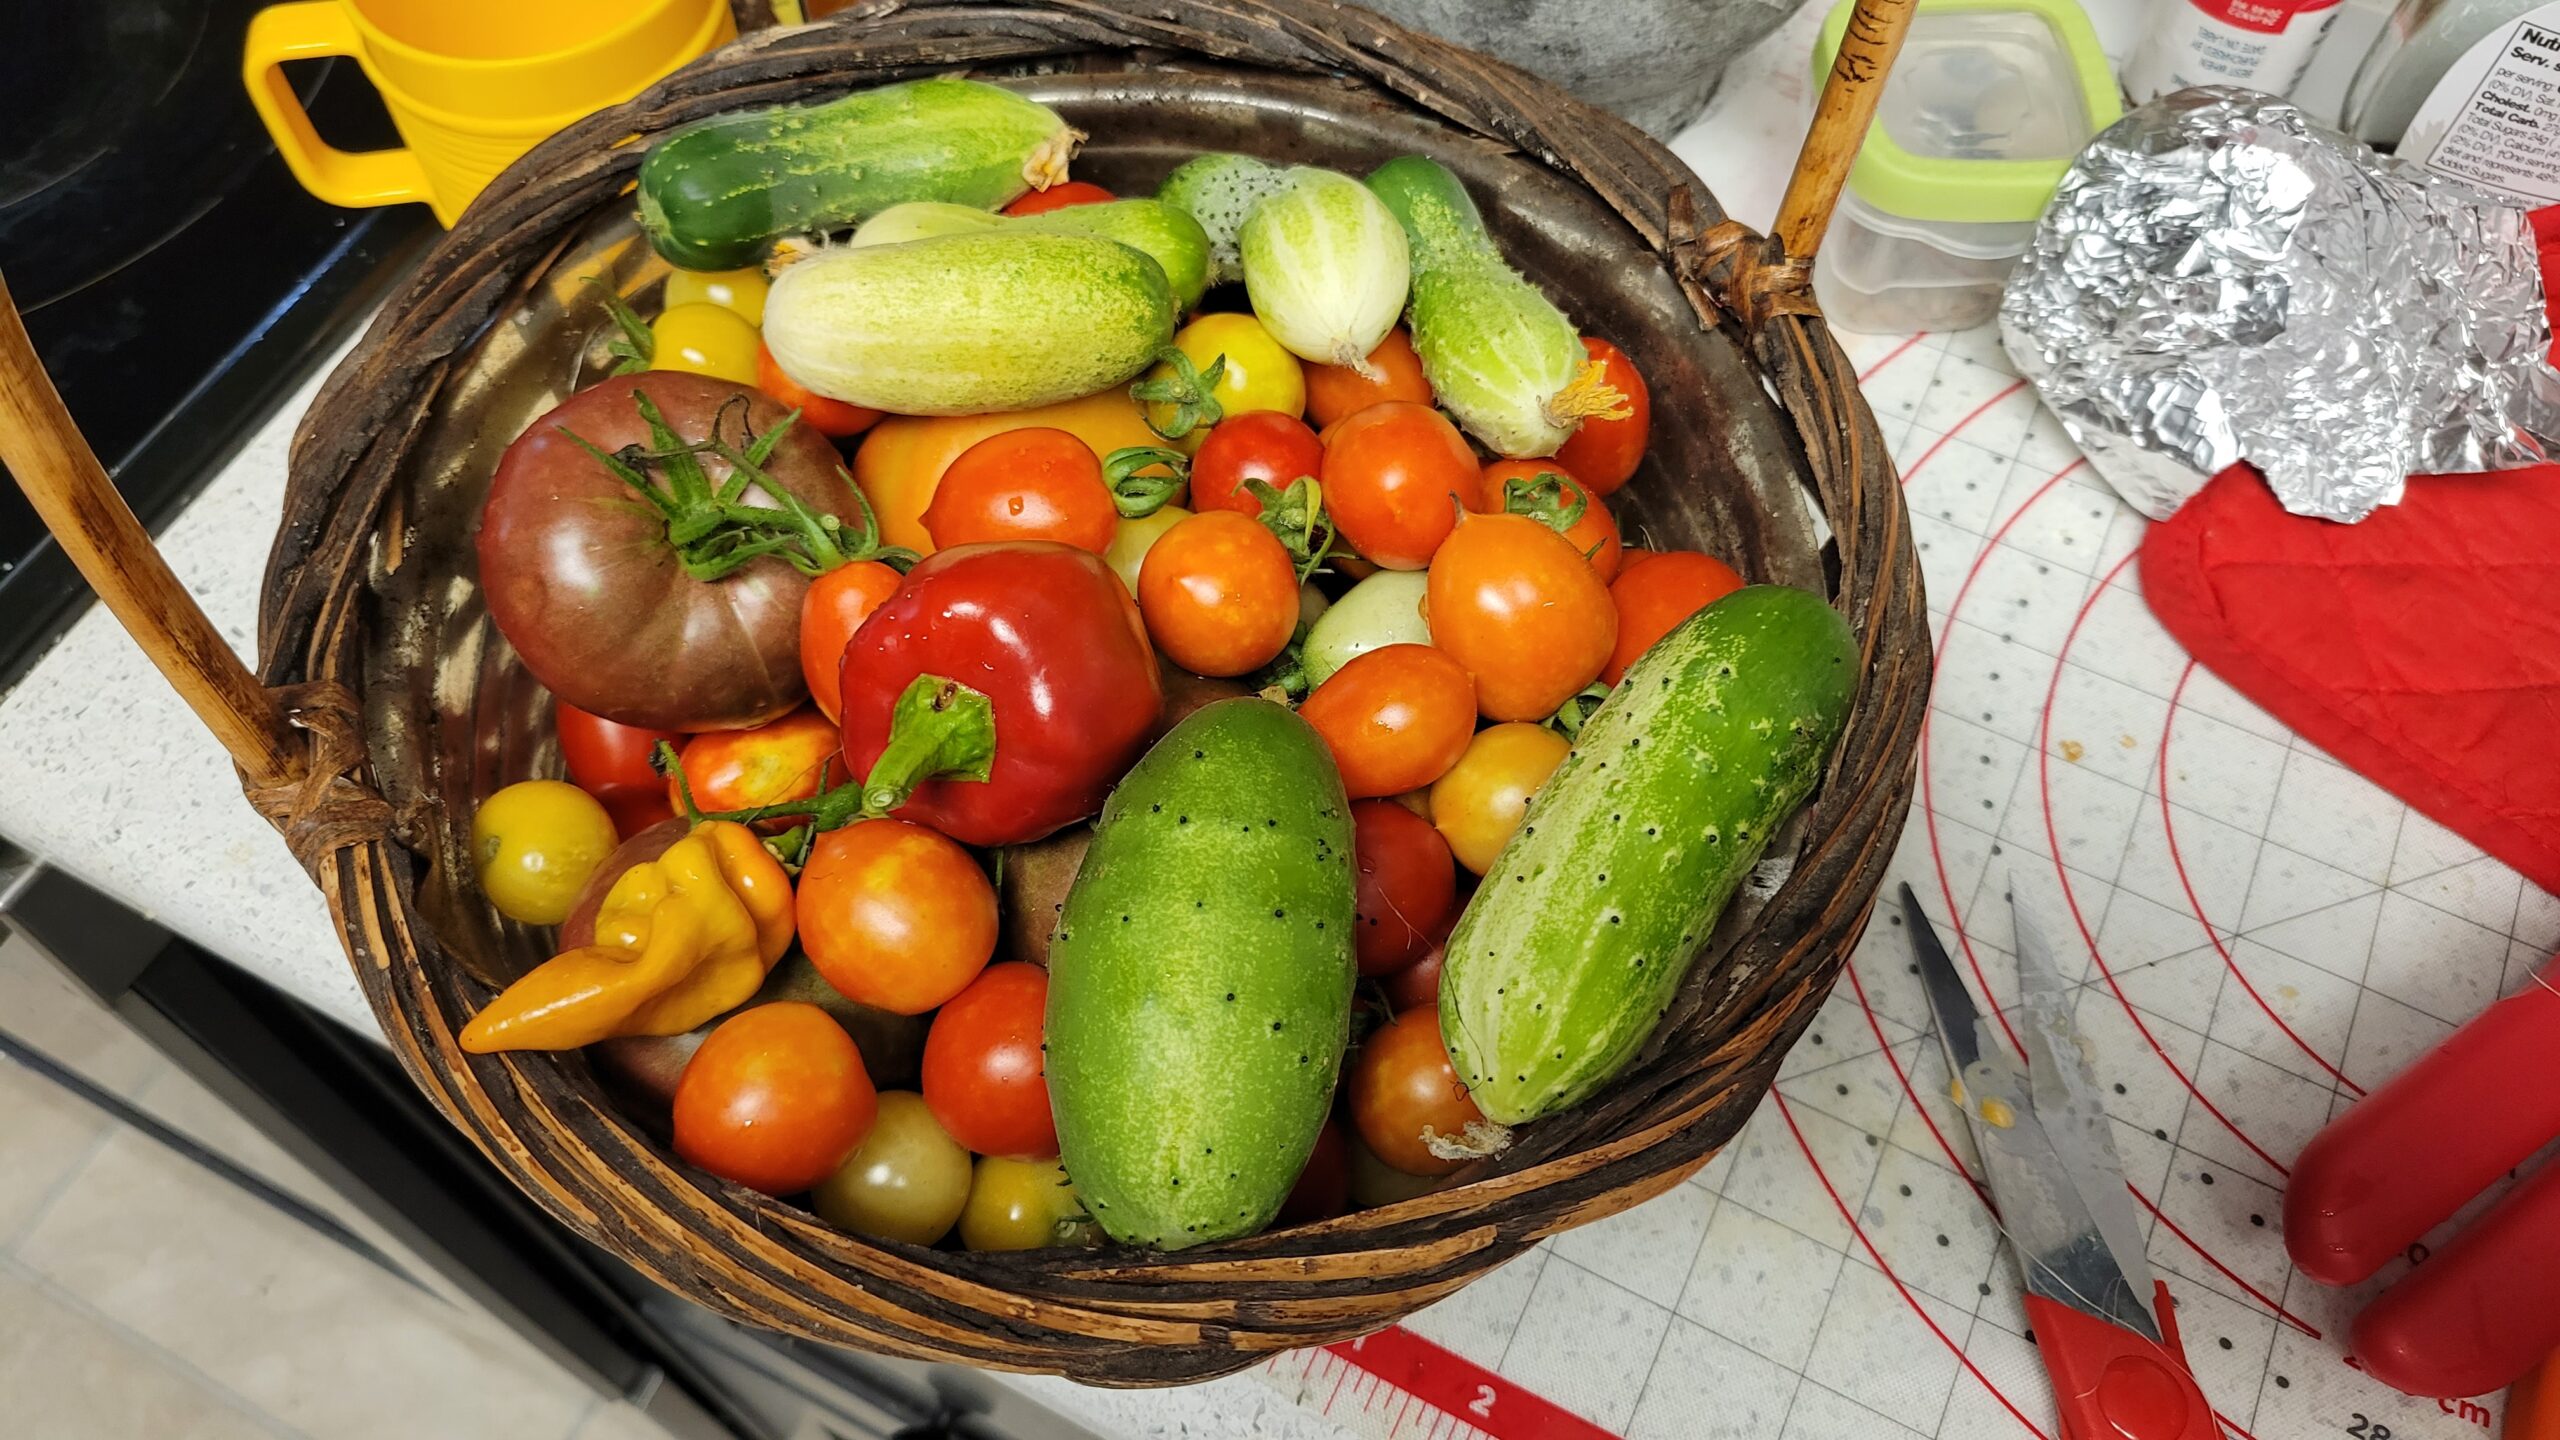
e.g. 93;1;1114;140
2000;88;2560;523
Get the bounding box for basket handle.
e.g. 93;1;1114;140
0;275;304;790
1774;0;1919;263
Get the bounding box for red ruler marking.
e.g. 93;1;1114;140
1319;1324;1622;1440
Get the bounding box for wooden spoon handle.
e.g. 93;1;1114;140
0;272;301;788
1775;0;1920;263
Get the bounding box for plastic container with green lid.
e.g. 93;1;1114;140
1811;0;2120;334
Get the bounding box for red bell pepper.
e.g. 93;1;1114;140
836;542;1162;847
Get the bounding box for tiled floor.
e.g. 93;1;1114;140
0;935;677;1440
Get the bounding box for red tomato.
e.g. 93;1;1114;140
1136;511;1300;677
1303;330;1434;430
1604;550;1745;685
1350;800;1457;978
1552;337;1650;496
800;560;903;724
1319;401;1476;570
1297;644;1476;798
673;1003;879;1195
1190;411;1324;519
921;428;1117;554
1003;180;1116;216
1276;1118;1351;1226
557;702;680;835
1349;1008;1484;1177
920;962;1056;1159
1384;927;1448;1013
757;341;883;439
669;706;842;824
798;820;998;1015
1425;514;1617;722
1471;459;1623;581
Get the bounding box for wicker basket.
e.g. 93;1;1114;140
0;0;1927;1386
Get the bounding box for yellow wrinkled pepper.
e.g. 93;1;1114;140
460;822;793;1053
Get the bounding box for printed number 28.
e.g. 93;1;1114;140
2348;1415;2392;1440
1470;1385;1496;1418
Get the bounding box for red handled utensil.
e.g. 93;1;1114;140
1901;883;2219;1440
2286;958;2560;1399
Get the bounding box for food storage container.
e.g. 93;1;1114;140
1812;0;2121;333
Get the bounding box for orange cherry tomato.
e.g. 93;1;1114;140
1604;550;1745;685
673;1002;879;1195
1552;337;1650;496
921;962;1056;1159
921;428;1118;554
670;707;842;826
756;341;883;439
1471;458;1623;581
1136;510;1300;677
1424;513;1617;722
798;820;998;1015
1303;329;1435;429
1297;643;1475;798
800;560;904;724
1350;800;1456;977
1190;411;1324;519
1430;722;1570;874
1349;1008;1484;1177
556;701;681;837
1004;180;1116;215
1320;401;1476;570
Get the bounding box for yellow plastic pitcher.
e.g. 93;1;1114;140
243;0;733;225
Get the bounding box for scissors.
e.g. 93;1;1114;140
1899;883;2218;1440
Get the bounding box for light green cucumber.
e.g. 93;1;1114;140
1156;153;1293;286
1365;155;1621;458
1440;585;1855;1127
762;232;1175;415
637;77;1079;271
849;199;1212;309
1240;168;1411;371
1302;569;1431;688
1047;699;1356;1250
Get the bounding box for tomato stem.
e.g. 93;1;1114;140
582;276;654;376
1242;475;1336;583
1499;472;1589;535
1129;345;1226;441
1104;446;1189;519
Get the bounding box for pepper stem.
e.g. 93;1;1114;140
858;675;997;815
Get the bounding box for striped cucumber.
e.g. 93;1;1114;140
762;232;1175;415
637;78;1080;271
850;199;1212;309
1364;155;1625;458
1239;168;1411;372
1046;699;1356;1250
1440;586;1855;1127
1155;152;1293;286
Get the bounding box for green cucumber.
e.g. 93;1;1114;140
761;232;1176;415
1365;155;1622;458
1440;586;1855;1127
637;77;1079;271
851;199;1212;309
1155;153;1293;286
1046;699;1356;1250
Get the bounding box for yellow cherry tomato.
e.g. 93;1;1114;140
1148;313;1306;453
811;1092;972;1245
664;265;768;326
651;302;761;386
1429;722;1572;874
959;1155;1095;1251
1104;503;1190;594
471;780;618;925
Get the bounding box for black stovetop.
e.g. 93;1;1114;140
0;0;431;688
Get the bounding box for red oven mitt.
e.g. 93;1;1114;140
2140;464;2560;895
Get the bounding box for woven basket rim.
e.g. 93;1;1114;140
248;0;1929;1384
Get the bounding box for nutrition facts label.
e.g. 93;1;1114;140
2406;9;2560;204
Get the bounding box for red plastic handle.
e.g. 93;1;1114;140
2351;1157;2560;1399
2287;960;2560;1286
2025;1282;2218;1440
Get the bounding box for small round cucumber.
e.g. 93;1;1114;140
762;232;1176;416
1441;585;1855;1126
1156;153;1293;286
1046;699;1356;1251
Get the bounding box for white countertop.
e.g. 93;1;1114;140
0;7;2409;1439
